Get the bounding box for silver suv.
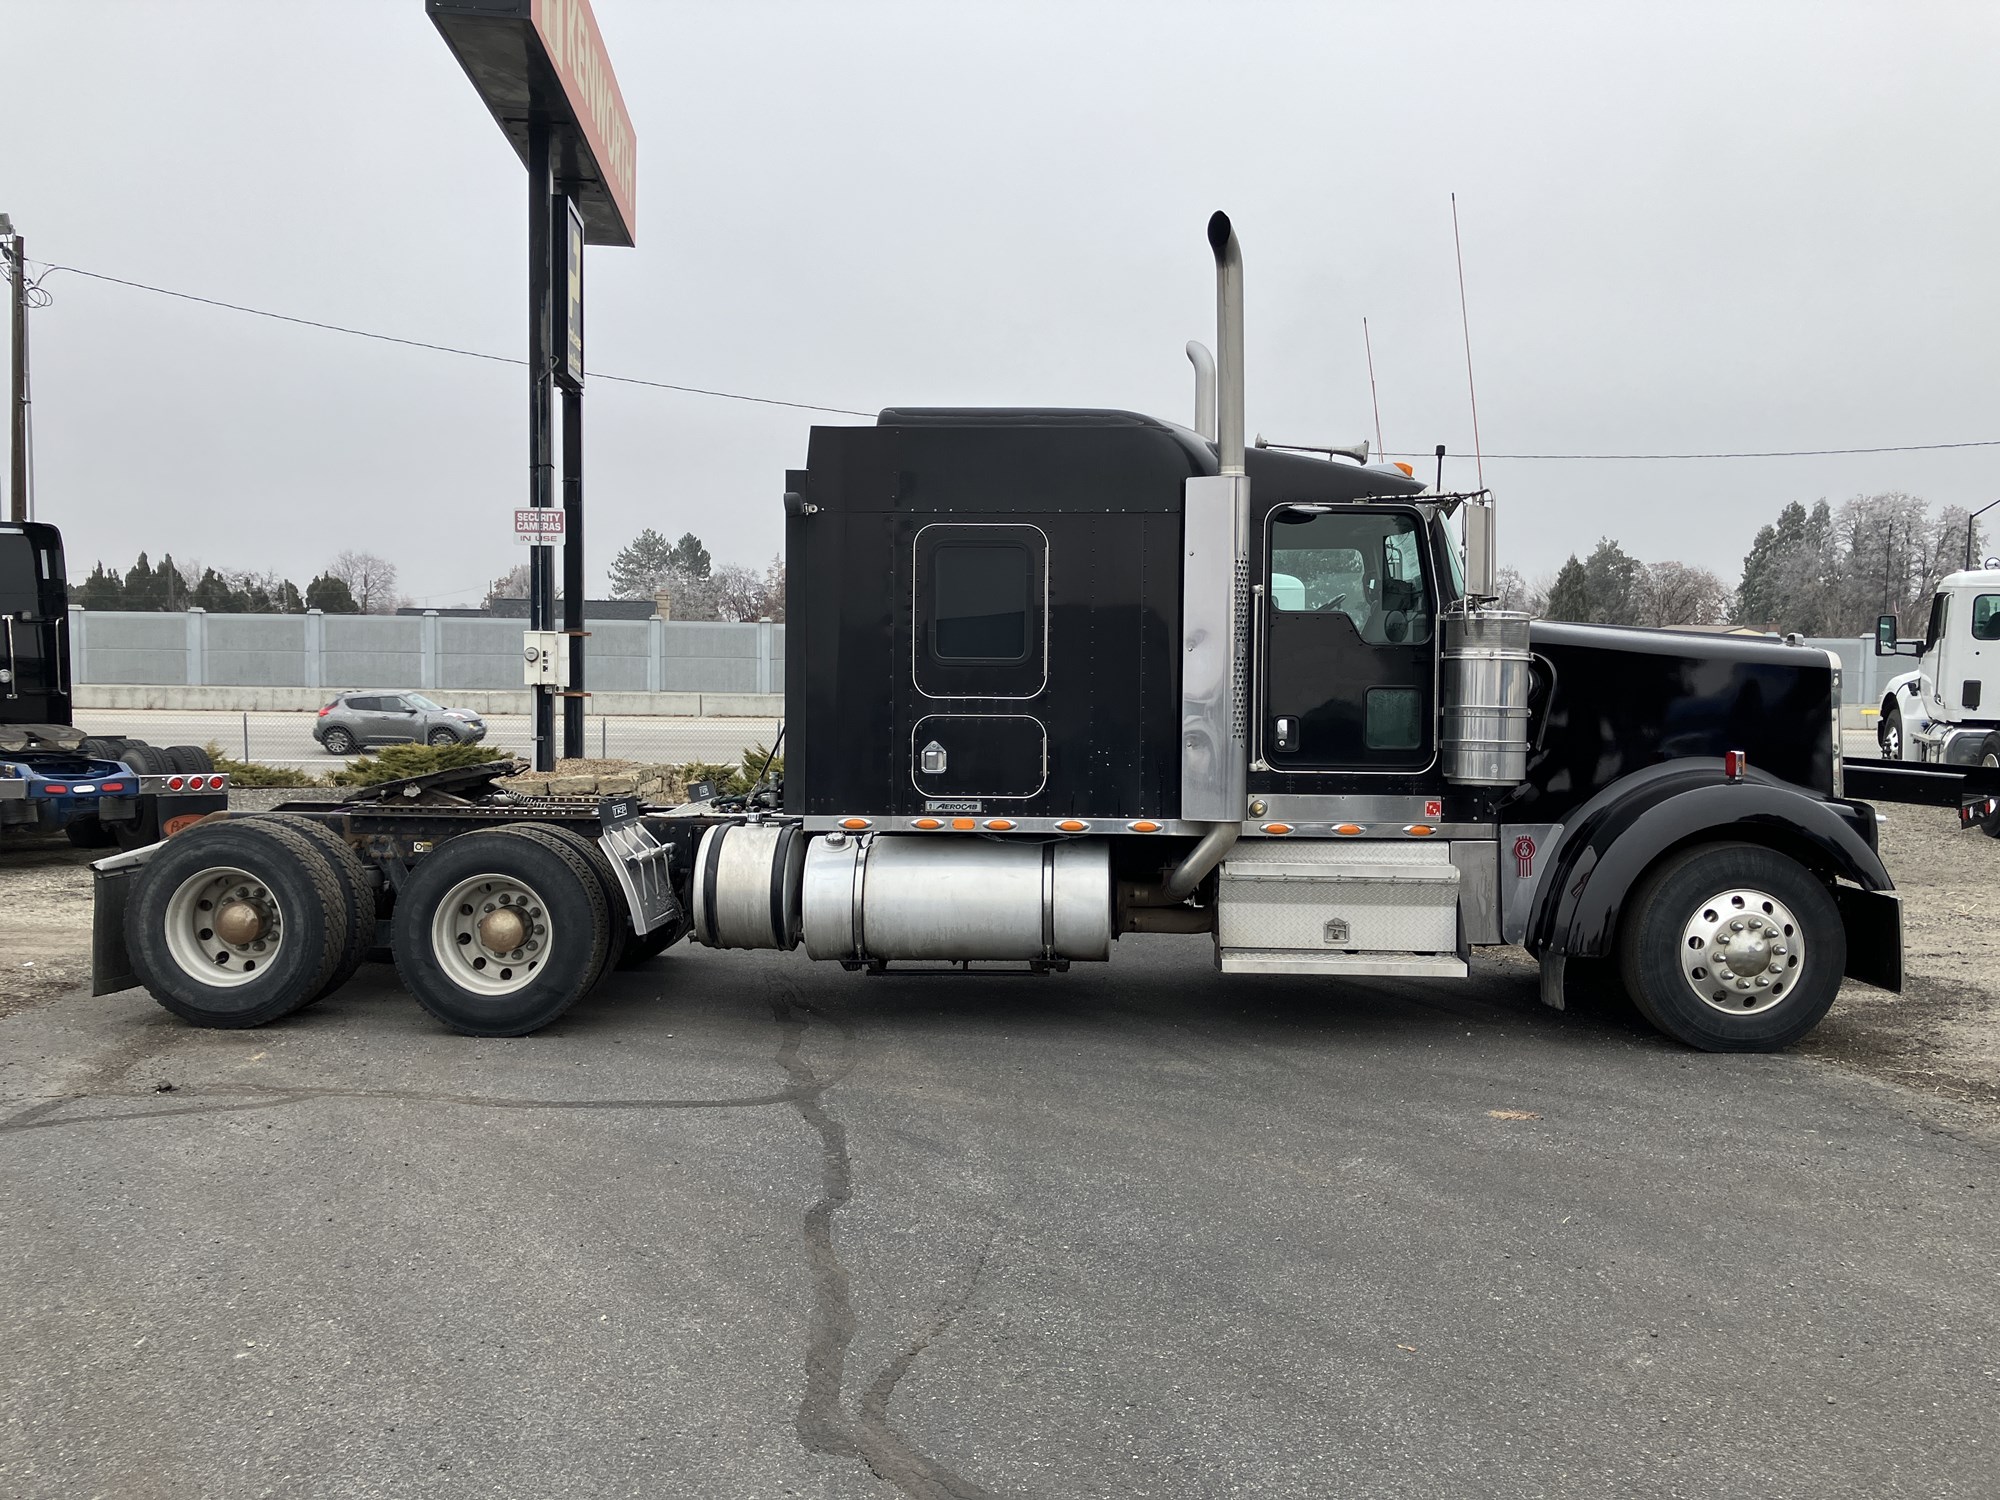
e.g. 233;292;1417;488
313;691;488;755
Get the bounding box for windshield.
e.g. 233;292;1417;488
405;693;445;712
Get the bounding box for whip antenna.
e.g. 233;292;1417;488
1451;193;1484;490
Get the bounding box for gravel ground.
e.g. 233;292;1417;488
4;801;1995;1105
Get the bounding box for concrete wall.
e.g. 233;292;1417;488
70;608;787;700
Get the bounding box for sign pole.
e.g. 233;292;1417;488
559;193;586;761
527;119;556;772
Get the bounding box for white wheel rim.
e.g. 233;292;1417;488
430;873;553;995
1679;886;1805;1017
1883;725;1900;758
164;864;285;988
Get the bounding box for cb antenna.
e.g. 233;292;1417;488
1451;193;1484;490
1362;316;1385;458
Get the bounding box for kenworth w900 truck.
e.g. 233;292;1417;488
91;214;1969;1053
1;520;227;847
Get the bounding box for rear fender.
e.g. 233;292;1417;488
1527;760;1894;982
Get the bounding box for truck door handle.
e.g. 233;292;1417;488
1274;716;1298;752
919;740;947;774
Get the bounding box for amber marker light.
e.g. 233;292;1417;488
1404;824;1436;837
1056;819;1089;833
952;817;977;830
912;818;941;830
1261;822;1294;835
839;818;871;830
1128;820;1162;832
983;819;1016;831
1335;823;1364;836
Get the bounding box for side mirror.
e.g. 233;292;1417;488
1874;615;1898;656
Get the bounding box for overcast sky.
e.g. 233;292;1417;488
10;0;1999;606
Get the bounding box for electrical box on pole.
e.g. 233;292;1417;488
427;0;637;770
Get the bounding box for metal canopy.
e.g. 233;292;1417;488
428;0;637;247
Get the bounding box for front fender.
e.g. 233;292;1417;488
1528;760;1892;963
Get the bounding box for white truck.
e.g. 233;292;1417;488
1872;563;2000;836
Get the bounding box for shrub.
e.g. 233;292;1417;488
328;740;511;787
202;742;323;789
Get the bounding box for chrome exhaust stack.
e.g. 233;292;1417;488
1177;211;1251;838
1185;340;1217;441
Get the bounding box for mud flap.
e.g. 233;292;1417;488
92;864;139;996
1835;885;1902;993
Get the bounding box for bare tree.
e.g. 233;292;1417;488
1639;561;1732;626
328;550;401;614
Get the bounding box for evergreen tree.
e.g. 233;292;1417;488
191;568;242;613
273;579;306;614
76;562;125;610
1580;538;1644;625
306;573;359;613
122;552;161;609
607;528;678;598
1544;555;1590;621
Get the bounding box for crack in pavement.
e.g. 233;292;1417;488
771;992;1009;1500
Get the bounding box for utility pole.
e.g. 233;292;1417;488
2;214;26;523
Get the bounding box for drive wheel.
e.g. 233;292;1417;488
78;736;127;761
1978;735;2000;838
125;821;348;1028
1618;841;1843;1052
121;743;172;776
238;814;376;1001
321;728;358;756
426;727;460;748
166;744;214;774
1879;703;1902;760
499;823;629;979
391;828;610;1036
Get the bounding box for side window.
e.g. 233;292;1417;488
347;696;381;712
932;544;1030;662
1972;595;2000;642
912;523;1047;699
1268;509;1432;644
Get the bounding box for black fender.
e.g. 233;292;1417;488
1526;759;1899;989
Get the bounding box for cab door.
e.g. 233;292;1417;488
1258;506;1436;772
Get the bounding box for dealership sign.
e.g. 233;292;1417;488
428;0;638;246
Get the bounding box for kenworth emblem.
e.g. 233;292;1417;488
1513;835;1538;877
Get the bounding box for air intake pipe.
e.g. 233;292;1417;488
1186;341;1217;442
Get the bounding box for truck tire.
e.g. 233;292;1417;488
121;743;172;776
1879;703;1903;760
238;814;376;1001
621;923;684;968
165;745;211;775
78;736;126;761
65;815;120;849
1617;840;1844;1052
498;823;630;979
321;728;358;756
125;821;349;1028
391;827;610;1036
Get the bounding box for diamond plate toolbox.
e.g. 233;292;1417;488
1216;841;1460;954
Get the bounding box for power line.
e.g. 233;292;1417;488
32;258;2000;460
1390;440;2000;460
32;261;877;418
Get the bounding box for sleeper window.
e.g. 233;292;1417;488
932;544;1030;662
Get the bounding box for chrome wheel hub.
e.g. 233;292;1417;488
164;865;284;988
432;874;551;996
1680;887;1804;1016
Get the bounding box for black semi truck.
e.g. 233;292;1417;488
2;520;227;847
89;214;1988;1051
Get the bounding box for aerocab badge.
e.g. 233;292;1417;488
925;799;982;814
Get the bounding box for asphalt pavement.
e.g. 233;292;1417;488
71;709;783;771
2;939;1993;1499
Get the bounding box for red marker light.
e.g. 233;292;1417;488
167;776;185;791
44;785;69;795
1724;750;1747;782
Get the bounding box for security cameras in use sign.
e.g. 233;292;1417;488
514;509;566;545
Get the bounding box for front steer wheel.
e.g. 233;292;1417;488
1618;841;1844;1052
391;827;611;1037
125;821;350;1028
